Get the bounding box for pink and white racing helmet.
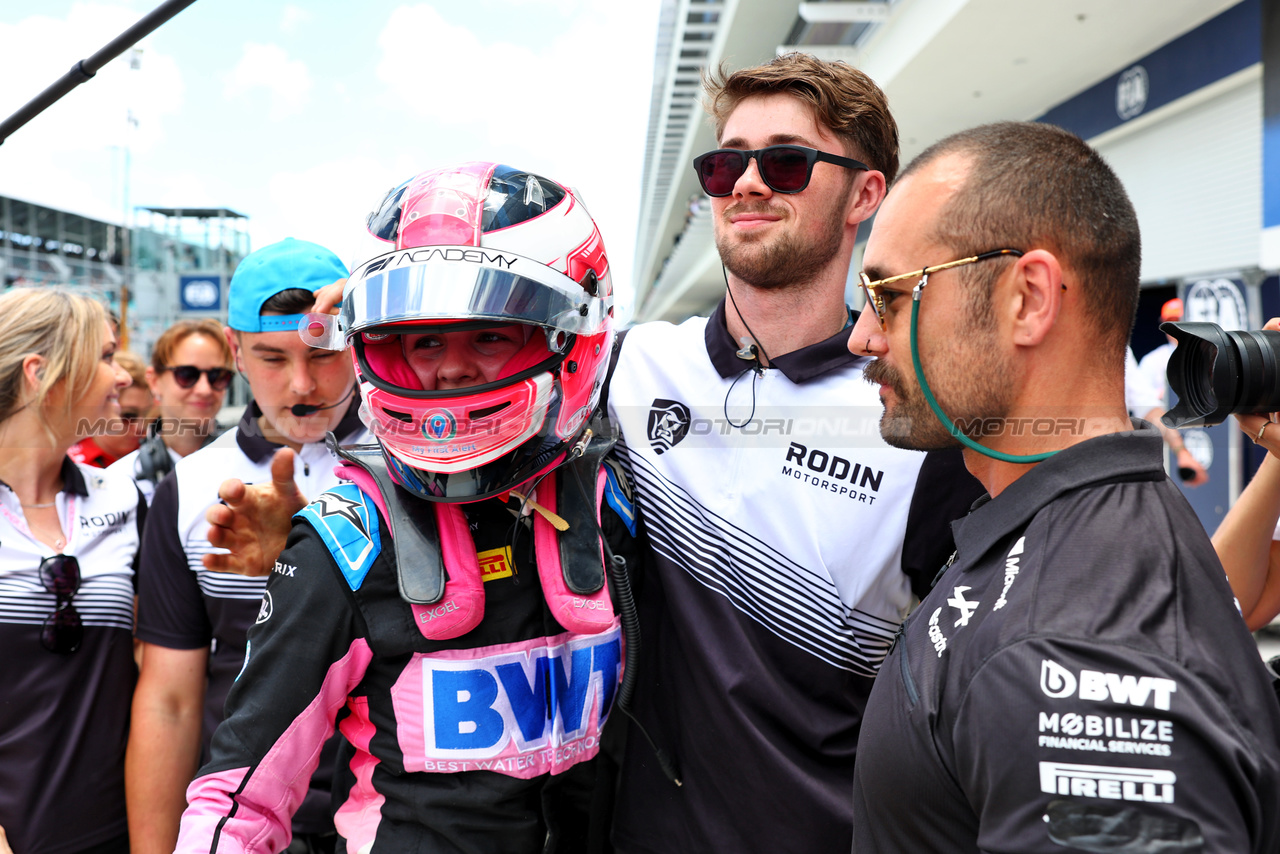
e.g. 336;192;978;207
303;162;614;502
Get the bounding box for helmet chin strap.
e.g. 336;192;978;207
908;281;1057;464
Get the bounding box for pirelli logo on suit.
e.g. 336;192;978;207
478;547;514;582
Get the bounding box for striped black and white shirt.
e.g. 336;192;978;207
134;401;369;835
607;300;983;854
0;457;144;854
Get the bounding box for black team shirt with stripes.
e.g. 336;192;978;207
605;300;983;854
0;458;145;854
134;401;369;836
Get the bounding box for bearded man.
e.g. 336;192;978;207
847;121;1280;853
604;53;982;854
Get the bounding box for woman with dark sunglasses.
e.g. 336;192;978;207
0;288;146;854
108;318;233;503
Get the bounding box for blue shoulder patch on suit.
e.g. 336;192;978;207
297;482;381;591
603;463;636;538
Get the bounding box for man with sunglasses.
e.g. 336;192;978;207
604;53;982;854
846;122;1280;852
127;238;371;854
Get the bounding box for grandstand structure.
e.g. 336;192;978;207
0;194;248;359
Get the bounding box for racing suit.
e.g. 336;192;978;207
852;424;1280;853
176;446;639;854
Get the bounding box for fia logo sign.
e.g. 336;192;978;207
1115;65;1148;121
647;399;691;455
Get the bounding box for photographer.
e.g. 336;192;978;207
1126;305;1207;486
1212;319;1280;629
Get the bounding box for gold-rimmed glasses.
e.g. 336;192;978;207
857;249;1024;329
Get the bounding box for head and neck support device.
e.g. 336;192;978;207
299;431;621;641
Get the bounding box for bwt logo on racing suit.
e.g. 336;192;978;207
1040;659;1177;710
404;626;623;779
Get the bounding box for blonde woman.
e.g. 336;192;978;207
69;350;151;468
0;288;144;854
108;319;232;502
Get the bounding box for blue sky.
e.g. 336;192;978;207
0;1;663;317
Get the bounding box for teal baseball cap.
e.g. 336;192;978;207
228;237;348;333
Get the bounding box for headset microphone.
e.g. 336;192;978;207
290;384;355;417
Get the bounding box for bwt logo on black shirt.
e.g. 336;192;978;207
648;399;691;455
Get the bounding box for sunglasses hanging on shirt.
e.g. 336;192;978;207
40;554;82;654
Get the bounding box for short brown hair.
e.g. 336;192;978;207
151;318;233;373
703;52;899;184
907;122;1141;354
260;288;317;316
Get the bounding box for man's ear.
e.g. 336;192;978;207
847;169;887;229
1009;249;1064;347
225;327;245;374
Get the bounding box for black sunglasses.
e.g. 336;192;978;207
692;144;870;197
40;555;82;654
163;365;234;391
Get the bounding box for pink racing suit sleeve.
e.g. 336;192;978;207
176;522;373;854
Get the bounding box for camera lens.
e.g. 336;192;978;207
1162;321;1280;428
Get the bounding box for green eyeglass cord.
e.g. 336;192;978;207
909;295;1058;464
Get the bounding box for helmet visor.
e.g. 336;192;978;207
302;247;607;351
366;178;411;242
